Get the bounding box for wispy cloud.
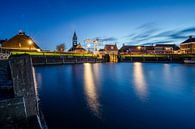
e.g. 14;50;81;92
125;23;160;44
98;37;118;42
124;24;195;45
180;27;195;33
141;40;174;45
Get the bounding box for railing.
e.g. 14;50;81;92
0;53;10;60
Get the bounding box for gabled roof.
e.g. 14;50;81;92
155;44;180;50
119;45;154;52
119;45;137;51
2;32;40;50
68;44;86;51
181;37;195;44
155;44;176;47
99;49;105;51
104;44;118;51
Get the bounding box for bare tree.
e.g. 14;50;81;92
56;43;65;52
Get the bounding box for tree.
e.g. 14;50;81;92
56;43;65;52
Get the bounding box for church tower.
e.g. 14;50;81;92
72;32;78;47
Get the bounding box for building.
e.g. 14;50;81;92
0;39;7;47
68;32;86;53
154;44;179;54
180;36;195;54
100;44;118;62
1;32;41;52
119;45;155;54
119;44;179;54
104;44;118;55
119;45;143;54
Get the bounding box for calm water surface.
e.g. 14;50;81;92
35;63;195;129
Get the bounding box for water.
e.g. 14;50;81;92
35;63;195;129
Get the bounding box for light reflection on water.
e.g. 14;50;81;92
83;63;101;118
163;64;172;83
35;63;195;129
133;62;148;101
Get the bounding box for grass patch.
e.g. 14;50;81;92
11;52;96;57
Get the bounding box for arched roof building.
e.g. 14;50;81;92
1;32;41;52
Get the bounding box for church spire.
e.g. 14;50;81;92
72;31;78;47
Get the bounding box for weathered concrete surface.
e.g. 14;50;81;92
0;97;25;123
0;55;47;129
10;55;36;97
31;55;104;65
0;60;13;88
9;55;38;118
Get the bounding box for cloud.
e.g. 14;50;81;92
99;37;118;42
125;23;159;44
179;27;195;33
92;37;117;42
136;23;158;30
93;25;195;47
141;40;174;45
125;23;158;38
125;25;195;45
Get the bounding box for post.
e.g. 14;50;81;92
9;55;38;117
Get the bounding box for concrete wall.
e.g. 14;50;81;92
31;55;103;65
0;55;40;128
9;55;38;117
0;97;26;123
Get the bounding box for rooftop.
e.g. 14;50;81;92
104;44;118;51
181;36;195;44
1;32;40;50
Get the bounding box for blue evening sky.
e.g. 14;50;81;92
0;0;195;50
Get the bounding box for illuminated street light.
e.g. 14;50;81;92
137;46;141;50
28;39;33;50
28;40;33;45
87;43;91;48
93;39;99;52
87;43;91;52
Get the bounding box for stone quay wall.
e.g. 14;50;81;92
0;55;46;129
19;55;106;65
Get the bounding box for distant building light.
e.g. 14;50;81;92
137;46;141;50
28;40;33;45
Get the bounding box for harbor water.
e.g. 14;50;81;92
35;63;195;129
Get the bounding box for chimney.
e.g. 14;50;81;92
189;35;192;39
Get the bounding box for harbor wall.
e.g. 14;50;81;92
119;54;195;63
0;55;46;129
31;55;105;65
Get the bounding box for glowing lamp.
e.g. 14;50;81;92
28;40;33;45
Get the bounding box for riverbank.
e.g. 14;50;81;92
119;54;195;63
10;52;195;64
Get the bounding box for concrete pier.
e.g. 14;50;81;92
0;55;47;129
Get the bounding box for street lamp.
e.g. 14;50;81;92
137;46;141;50
28;40;33;50
87;43;91;52
93;39;98;52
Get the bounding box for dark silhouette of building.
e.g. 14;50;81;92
68;32;86;53
72;32;78;47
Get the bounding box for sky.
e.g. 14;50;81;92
0;0;195;50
